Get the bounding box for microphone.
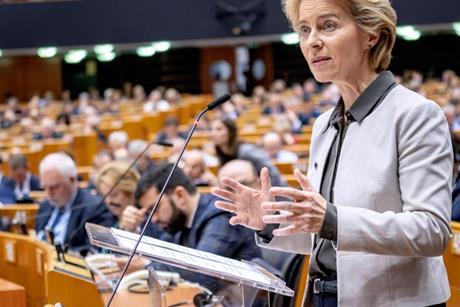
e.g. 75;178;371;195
206;93;231;111
105;93;231;307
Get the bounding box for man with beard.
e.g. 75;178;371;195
119;163;261;292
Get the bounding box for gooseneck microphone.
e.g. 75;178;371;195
105;93;231;307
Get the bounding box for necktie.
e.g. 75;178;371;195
49;208;65;231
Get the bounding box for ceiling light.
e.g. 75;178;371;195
37;47;57;58
396;26;421;41
64;49;87;64
151;41;171;52
97;52;116;62
453;22;460;36
281;33;300;45
136;46;156;57
94;44;114;54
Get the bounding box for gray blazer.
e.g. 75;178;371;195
258;85;453;306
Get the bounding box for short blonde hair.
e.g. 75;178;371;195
282;0;397;73
95;161;140;194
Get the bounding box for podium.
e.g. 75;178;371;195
86;223;294;306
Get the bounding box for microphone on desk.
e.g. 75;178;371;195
104;93;231;307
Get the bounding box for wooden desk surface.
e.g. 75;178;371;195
0;277;26;307
102;284;201;307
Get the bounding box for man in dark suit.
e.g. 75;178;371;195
119;163;262;292
2;154;41;203
0;175;16;204
35;152;115;254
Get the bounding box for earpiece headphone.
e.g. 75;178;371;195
192;292;214;307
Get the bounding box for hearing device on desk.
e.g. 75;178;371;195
119;269;181;293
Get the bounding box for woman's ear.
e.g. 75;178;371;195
367;32;380;49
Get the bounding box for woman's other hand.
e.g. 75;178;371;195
262;169;327;236
212;167;274;230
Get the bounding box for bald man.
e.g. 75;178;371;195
262;132;298;163
217;159;260;190
183;150;218;187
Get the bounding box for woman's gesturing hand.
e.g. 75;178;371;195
262;169;328;236
211;167;274;231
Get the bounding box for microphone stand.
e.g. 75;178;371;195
105;93;230;307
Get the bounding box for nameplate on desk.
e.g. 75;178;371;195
4;240;17;264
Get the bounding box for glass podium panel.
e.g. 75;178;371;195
85;223;295;306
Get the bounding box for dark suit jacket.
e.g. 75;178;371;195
149;193;261;291
2;175;41;202
0;177;16;204
35;188;116;253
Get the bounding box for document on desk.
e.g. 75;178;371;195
85;223;294;296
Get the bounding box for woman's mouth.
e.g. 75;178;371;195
312;56;332;65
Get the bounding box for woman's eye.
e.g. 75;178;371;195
324;21;336;32
299;25;311;35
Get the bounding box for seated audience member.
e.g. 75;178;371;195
127;140;155;175
270;79;287;94
211;117;286;187
272;114;298;145
262;92;286;115
143;89;170;112
132;84;146;104
95;161;140;227
303;78;319;102
84;114;107;143
262;132;298;164
88;150;114;190
0;109;18;129
108;131;129;159
251;85;266;106
182;150;218;187
217;159;259;190
164;88;182;106
32;118;64;140
155;117;187;144
0;162;16;204
35;153;114;253
73;92;93;115
119;164;261;291
3;153;41;203
291;83;305;102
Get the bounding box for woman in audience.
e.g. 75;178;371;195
95;160;140;227
210;117;286;187
143;89;170;112
132;84;146;104
213;0;452;306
